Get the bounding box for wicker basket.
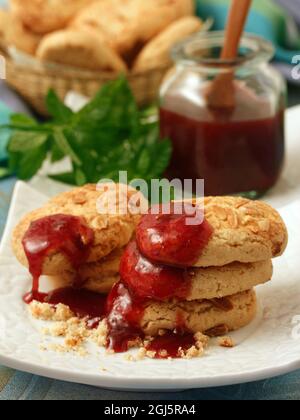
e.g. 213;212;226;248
3;49;170;116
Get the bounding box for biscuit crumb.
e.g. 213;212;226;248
182;345;204;359
30;301;55;320
124;354;134;361
218;336;235;348
136;348;147;360
146;350;156;359
90;320;108;346
32;303;211;360
194;332;210;349
29;301;74;322
124;348;147;362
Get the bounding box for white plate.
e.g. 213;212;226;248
0;108;300;391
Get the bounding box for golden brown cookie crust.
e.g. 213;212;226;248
0;9;9;42
71;0;140;56
51;257;271;298
187;260;272;300
36;29;128;72
134;0;195;43
191;197;288;267
5;14;42;55
133;16;203;72
10;0;94;34
50;248;123;294
141;289;257;336
12;184;143;275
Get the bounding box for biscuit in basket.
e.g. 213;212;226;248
135;0;195;43
10;0;94;34
36;29;128;72
133;16;203;72
141;289;257;336
12;184;145;275
72;0;139;56
5;15;42;55
0;9;8;43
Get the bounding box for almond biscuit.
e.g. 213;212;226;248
135;0;195;43
186;260;272;301
36;29;127;72
12;184;145;275
72;0;139;56
190;197;288;267
5;14;42;55
133;16;203;72
10;0;94;34
141;289;257;336
50;248;123;294
51;257;272;297
0;9;9;43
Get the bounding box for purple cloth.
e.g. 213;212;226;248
0;81;32;114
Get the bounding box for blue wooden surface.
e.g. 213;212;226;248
0;177;299;400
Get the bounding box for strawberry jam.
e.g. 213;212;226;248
22;214;107;324
106;281;199;356
136;202;213;267
105;203;214;354
145;331;197;359
160;108;284;196
120;241;191;301
45;288;106;323
106;282;145;352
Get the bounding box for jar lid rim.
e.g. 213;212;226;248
172;31;275;69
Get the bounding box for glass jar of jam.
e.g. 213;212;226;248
160;32;286;197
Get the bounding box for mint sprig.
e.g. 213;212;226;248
2;77;172;185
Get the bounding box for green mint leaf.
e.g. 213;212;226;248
10;114;37;126
74;168;87;186
46;90;73;123
8;131;49;153
136;149;151;175
0;167;12;179
5;78;172;185
53;129;82;166
75;77;139;134
50;135;65;163
147;139;172;179
49;172;76;185
13;143;48;180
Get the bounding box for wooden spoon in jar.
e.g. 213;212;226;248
206;0;252;111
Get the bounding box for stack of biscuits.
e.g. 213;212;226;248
137;197;288;337
12;188;288;341
12;184;147;294
0;0;204;73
